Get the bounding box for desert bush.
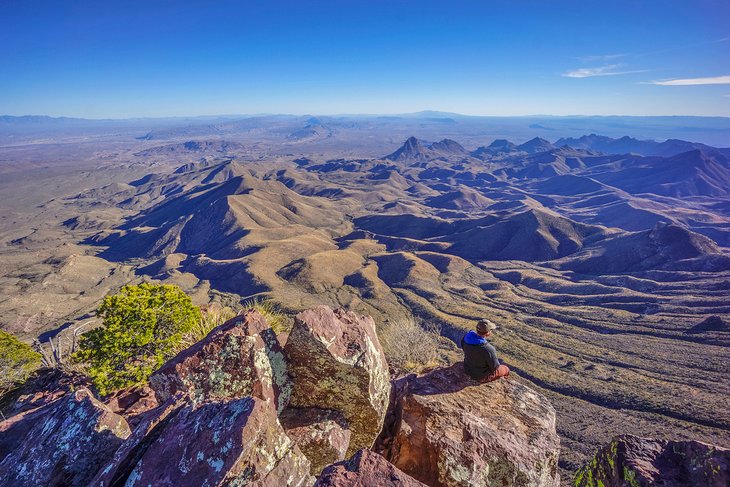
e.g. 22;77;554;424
32;321;94;374
0;330;42;393
379;318;440;375
73;283;201;395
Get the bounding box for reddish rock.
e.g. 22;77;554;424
6;368;89;414
281;407;351;476
149;309;290;412
284;306;390;456
382;363;560;487
0;388;131;487
315;448;427;486
104;383;160;426
104;397;313;487
574;435;730;487
91;395;184;486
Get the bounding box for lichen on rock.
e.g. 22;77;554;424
149;309;290;412
380;363;560;487
284;305;391;456
0;388;131;487
281;407;352;476
97;397;314;486
574;435;730;487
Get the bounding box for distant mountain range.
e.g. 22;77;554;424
383;134;730;162
554;134;730;157
2;113;730;147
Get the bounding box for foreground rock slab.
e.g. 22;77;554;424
574;435;730;487
281;407;352;476
284;305;390;455
382;363;560;487
149;309;290;412
315;448;427;487
100;397;313;487
0;388;131;487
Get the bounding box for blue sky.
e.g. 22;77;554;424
1;0;729;118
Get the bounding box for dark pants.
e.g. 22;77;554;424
479;364;510;383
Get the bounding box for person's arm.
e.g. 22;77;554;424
485;342;500;371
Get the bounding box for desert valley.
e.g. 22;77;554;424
1;113;729;483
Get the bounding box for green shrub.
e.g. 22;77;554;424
74;283;201;395
0;330;42;393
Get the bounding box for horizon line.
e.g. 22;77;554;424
3;111;730;121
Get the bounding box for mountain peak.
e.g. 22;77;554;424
384;136;467;161
517;137;555;154
384;137;428;161
430;138;466;154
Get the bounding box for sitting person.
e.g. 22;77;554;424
461;319;510;382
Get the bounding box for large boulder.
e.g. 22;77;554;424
574;435;730;487
381;363;560;487
281;407;352;476
0;388;131;487
99;396;314;487
284;306;390;455
149;309;290;412
315;448;427;487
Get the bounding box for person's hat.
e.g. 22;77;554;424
476;319;497;334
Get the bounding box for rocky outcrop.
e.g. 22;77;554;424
380;363;560;487
284;306;390;456
98;397;314;487
315;448;427;486
0;388;131;487
149;309;290;412
0;305;567;487
105;384;160;426
92;396;183;486
3;368;89;415
574;435;730;487
281;407;351;476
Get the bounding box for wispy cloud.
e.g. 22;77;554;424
648;75;730;86
577;53;627;63
562;64;645;78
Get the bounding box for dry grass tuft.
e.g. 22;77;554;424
242;298;290;334
177;304;238;351
379;318;441;375
173;299;289;354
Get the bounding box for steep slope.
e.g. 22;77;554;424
287;123;334;141
592;150;730;197
101;171;345;259
384;137;467;162
446;208;610;262
424;187;494;210
471;139;517;157
516;137;555;154
552;222;730;273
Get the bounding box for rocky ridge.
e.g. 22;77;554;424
574;435;729;486
1;305;725;486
